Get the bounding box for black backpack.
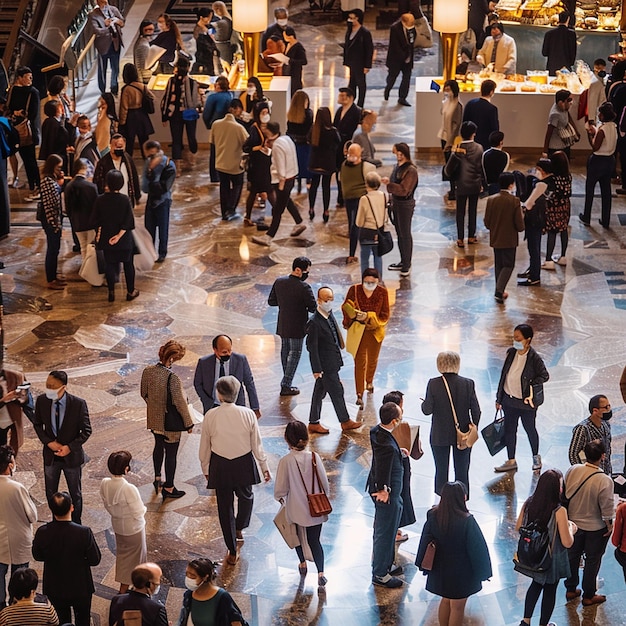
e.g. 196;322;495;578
514;518;555;573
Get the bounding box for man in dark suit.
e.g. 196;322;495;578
334;88;361;208
306;287;361;434
384;14;416;107
64;158;99;256
343;9;374;108
542;12;577;75
462;79;499;150
32;491;101;626
268;256;316;397
367;402;404;588
109;562;168;626
469;0;493;49
32;370;92;524
194;335;261;417
90;0;125;95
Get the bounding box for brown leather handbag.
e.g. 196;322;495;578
296;453;332;517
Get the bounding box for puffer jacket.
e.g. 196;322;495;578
445;140;484;195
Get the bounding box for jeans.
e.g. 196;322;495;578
75;230;96;259
525;224;542;282
42;223;62;283
344;197;359;257
392;198;414;272
431;444;471;498
582;154;614;226
308;369;350;424
169;112;198;161
493;247;516;295
456;193;479;240
385;63;412;100
218;171;244;218
44;461;83;523
0;562;28;606
152;432;180;489
105;259;135;294
280;337;303;389
359;241;383;277
502;397;539;459
215;484;254;554
50;597;92;626
295;524;324;573
372;493;403;579
565;527;609;599
267;179;301;238
18;144;39;190
145;199;171;257
98;44;120;94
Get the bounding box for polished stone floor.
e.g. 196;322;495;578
3;1;626;624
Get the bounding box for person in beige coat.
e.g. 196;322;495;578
140;340;193;502
0;367;33;455
0;444;38;608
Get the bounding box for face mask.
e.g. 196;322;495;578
219;354;231;363
247;88;256;96
300;271;309;281
151;584;160;596
113;148;124;157
513;340;525;351
363;282;377;291
184;576;200;591
601;409;613;421
320;301;333;313
347;18;354;24
45;388;59;400
260;113;270;123
277;19;288;26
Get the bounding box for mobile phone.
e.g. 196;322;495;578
16;383;31;390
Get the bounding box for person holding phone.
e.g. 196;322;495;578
0;367;33;454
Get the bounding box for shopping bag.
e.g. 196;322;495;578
132;223;158;272
79;243;105;286
274;503;299;548
481;410;506;456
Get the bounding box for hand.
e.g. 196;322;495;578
109;234;120;245
400;447;409;457
364;68;370;74
313;372;323;379
381;176;390;185
263;470;271;483
55;445;71;457
278;180;285;191
495;402;501;410
69;112;80;125
373;490;389;503
66;146;75;154
356;311;367;322
1;390;17;403
568;520;578;534
47;441;62;452
604;521;613;536
254;409;262;419
187;426;193;434
541;152;548;158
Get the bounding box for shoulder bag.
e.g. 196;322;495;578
164;373;188;431
130;83;155;115
557;121;579;147
8;88;33;147
441;375;478;450
561;471;603;509
364;195;394;256
296;453;332;517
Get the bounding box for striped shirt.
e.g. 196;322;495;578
0;601;59;626
568;417;612;474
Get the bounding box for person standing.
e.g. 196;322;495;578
202;76;233;183
367;401;405;588
268;257;317;397
192;9;221;76
72;116;100;166
421;352;481;497
286;90;314;195
494;323;549;473
355;172;388;275
150;14;185;75
0;445;37;609
141;140;176;263
262;6;290;50
212;2;237;65
199;376;271;565
612;498;626;583
343;10;373;108
32;370;92;524
100;451;147;594
352;109;382;167
541;12;576;75
542;89;579;159
484;172;524;304
306;287;362;434
416;482;492;623
90;0;125;95
93;133;141;208
118;63;155;159
39;101;71;173
476;22;517;76
542;150;571;269
482;130;510;195
134;20;156;84
469;0;492;49
193;335;261;417
382;143;418;277
64;158;98;260
0;366;33;454
334;88;361;208
438;79;463;202
283;27;307;96
32;492;101;626
568;394;613;474
515;469;576;626
141;340;194;501
462;79;499;151
563;440;614;607
384;13;416;107
274;421;329;588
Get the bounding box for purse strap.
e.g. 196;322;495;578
441;374;474;429
294;452;326;495
364;194;381;230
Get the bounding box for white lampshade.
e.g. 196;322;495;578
232;0;268;33
433;0;469;33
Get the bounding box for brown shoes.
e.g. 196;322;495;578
308;423;330;434
225;552;239;566
565;589;581;601
582;595;606;606
47;279;66;290
341;419;362;431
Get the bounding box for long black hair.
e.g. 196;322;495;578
434;481;469;532
524;468;562;528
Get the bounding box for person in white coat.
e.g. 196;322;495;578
100;451;147;593
274;420;329;588
0;444;38;609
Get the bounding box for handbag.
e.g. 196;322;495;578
182;108;199;121
420;540;437;571
557;122;579;147
441;375;478;450
163;373;188;431
8;88;34;147
78;243;105;286
296;453;332;517
481;409;506;456
392;421;424;461
273;502;300;548
364;195;394;256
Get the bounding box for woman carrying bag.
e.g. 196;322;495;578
421;351;481;498
274;421;329;589
355;171;388;277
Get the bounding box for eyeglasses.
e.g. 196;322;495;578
599;404;611;410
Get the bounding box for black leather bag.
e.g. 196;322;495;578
163;373;187;431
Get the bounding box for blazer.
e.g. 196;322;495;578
64;175;98;233
90;5;124;55
306;310;344;374
421;374;482;447
542;25;577;75
462;97;499;150
32;519;101;601
484;191;524;248
39;118;69;164
193;353;259;414
109;589;168;626
32;392;91;468
366;424;403;495
496;346;550;407
343;25;374;72
268;274;317;339
386;20;415;69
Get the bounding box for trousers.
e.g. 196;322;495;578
215;484;254;554
44;461;83;523
308;369;350;424
280;337;304;389
565;527;609;599
493;247;516;295
353;331;382;395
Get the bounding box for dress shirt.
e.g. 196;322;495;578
213;358;230;406
270;135;299;183
50;393;67;437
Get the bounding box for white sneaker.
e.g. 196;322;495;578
291;224;306;237
10;177;19;188
541;261;555;271
251;234;272;246
532;454;542;471
24;192;40;202
556;256;567;266
494;459;518;472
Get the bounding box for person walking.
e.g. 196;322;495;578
384;13;416;107
202;76;233;183
140;340;194;501
421;351;481;497
494;323;549;473
515;469;576;626
100;451;147;594
343;9;373;108
274;421;329;588
118;63;155;158
90;0;124;94
416;481;492;625
355;171;388;276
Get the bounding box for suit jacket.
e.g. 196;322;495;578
366;424;403;495
193;353;259;414
33;392;91;467
306;310;344;374
109;589;168;626
484;191;524;248
268;274;316;338
343;25;373;71
542;25;577;75
39;118;70;165
90;5;124;55
32;519;101;601
386;20;415;69
64;175;98;232
462;98;499;150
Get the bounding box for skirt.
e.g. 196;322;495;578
115;528;147;585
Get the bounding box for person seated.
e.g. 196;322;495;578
456;47;473;76
477;22;517;76
1;568;59;626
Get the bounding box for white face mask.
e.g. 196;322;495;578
320;301;333;313
247;88;256;96
277;19;288;26
347;155;358;163
363;282;377;291
184;576;200;591
45;388;59;400
151;584;161;596
513;340;525;351
260;113;270;123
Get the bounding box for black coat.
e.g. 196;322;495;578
306;310;344;374
33;392;91;468
386;20;414;70
268;274;316;338
39;117;69;166
93;152;141;207
366;424;404;494
496;346;550;407
343;25;373;72
32;520;101;602
334;103;361;166
64;175;98;232
462;97;499;151
542;25;577;75
109;589;168;626
285;41;307;94
93;191;136;263
308;126;341;174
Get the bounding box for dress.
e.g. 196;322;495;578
544;173;571;232
416;509;492;599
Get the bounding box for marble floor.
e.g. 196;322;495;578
3;1;626;624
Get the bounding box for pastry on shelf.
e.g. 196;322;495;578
520;83;537;92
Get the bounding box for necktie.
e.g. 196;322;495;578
490;39;499;66
55;400;61;436
219;360;225;378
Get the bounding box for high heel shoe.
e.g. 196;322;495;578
108;290;115;302
366;383;374;393
356;394;364;409
126;289;140;301
322;210;329;223
162;486;186;501
309;208;315;220
152;478;161;495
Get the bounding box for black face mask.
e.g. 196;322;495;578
300;271;309;281
114;148;124;157
219;354;231;363
601;409;612;421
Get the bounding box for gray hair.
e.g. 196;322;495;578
436;351;460;374
215;376;241;403
365;171;381;190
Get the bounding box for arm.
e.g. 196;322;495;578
66;399;92;453
514;198;525;232
199;419;212;476
131;160;141;204
530;350;550;384
503;39;517;75
31;529;45;561
193;360;213;414
141;159;150;194
543;125;555;155
415;515;434;569
119;88;128;126
126;483;147;519
41;179;62;231
170;374;193;429
515;502;526;531
386;166;418;196
306;320;322;375
568;424;587;465
370;433;395;492
591;127;605;153
364;31;374;70
250;419;270;479
20;486;38;524
315;452;330;493
90;11;110;37
268;282;278;306
421;380;434;415
612;504;624;548
469;380;481;426
555;505;576;549
599;479;615;533
467;516;493;580
450;102;463;144
241;356;260;414
524;181;547;211
273;456;289;501
484;197;492;230
32;399;55;446
85;528;102;566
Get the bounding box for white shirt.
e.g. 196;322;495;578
504;352;527;400
595;121;618;156
270;135;298;183
100;476;147;536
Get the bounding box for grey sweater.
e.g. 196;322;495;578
564;463;614;532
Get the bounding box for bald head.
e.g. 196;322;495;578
400;13;415;28
131;562;162;591
347;143;362;164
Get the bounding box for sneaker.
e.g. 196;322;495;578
517;278;540;286
372;575;403;588
578;213;590;226
388;263;402;271
399;268;411;277
556;256;567;266
532;454;542;471
494;459;518;472
291;224;306;237
517;268;530;278
541;261;555;271
10;177;19;188
251;234;273;246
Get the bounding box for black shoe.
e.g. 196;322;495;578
518;278;540;286
598;219;610;228
372;575;403;588
494;292;504;304
388;262;402;271
155;255;166;263
256;222;269;231
383;87;390;101
162;487;185;501
516;268;530;278
152;478;161;494
578;213;590;226
72;244;81;253
126;289;140;301
280;386;300;396
222;212;240;221
0;261;5;269
108;290;115;302
616;188;626;195
388;564;404;576
397;99;411;107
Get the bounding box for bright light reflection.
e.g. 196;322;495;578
239;235;250;262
